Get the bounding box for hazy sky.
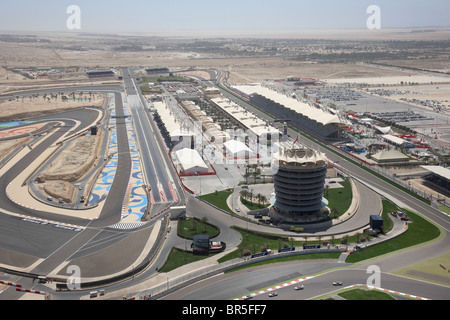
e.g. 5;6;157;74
0;0;449;33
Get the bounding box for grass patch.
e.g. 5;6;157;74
346;208;441;263
325;177;352;218
338;288;395;300
177;217;219;239
199;189;234;214
139;76;190;84
438;203;450;215
228;252;341;273
218;226;301;263
158;247;218;273
240;197;270;210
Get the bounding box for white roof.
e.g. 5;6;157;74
224;140;254;155
371;150;409;161
233;85;348;126
374;126;392;134
382;134;406;145
421;165;450;180
274;142;327;166
175;148;208;171
211;96;280;137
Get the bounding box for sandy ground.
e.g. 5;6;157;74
0;137;30;160
324;75;450;86
0;94;105;121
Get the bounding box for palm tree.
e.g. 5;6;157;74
201;216;208;233
240;189;249;201
331;207;339;219
260;195;267;207
256;193;262;206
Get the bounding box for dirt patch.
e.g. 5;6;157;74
0;137;30;160
42;180;77;203
0;94;105;121
36;131;104;202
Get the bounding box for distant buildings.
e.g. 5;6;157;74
86;69;115;78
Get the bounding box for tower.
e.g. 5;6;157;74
271;142;327;222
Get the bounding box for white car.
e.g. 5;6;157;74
332;281;342;286
294;285;304;290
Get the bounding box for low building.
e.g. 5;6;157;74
174;148;209;175
223;140;256;159
86;69;115;78
371;150;409;164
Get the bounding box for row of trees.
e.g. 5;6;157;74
14;91;98;103
240;189;267;207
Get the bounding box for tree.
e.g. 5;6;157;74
201;216;208;233
324;184;329;197
260;195;267;206
256;193;263;206
240;189;249;200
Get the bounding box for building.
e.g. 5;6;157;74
233;84;349;138
271;142;328;221
421;165;450;198
86;69;115;78
382;134;415;148
371;150;409;164
174;148;209;175
223;140;256;159
191;235;225;253
145;67;170;76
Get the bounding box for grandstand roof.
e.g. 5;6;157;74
233;85;348;126
421;165;450;181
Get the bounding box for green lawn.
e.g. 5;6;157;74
338;288;395;300
346;208;441;263
158;248;219;273
326;177;352;218
177;217;219;239
240;197;270;211
199;189;234;214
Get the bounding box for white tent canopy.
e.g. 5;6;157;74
223;140;256;158
175;148;208;174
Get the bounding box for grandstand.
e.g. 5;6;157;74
233;83;350;139
421;165;450;198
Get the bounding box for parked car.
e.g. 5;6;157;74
400;214;409;221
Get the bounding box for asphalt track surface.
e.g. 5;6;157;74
1;71;449;301
0;87;150;299
0;74;184;299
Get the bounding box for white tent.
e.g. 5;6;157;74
175;148;209;174
223;140;255;159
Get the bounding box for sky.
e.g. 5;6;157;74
0;0;449;34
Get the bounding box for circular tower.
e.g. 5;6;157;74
271;142;327;222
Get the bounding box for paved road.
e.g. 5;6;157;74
0;89;140;299
216;78;450;234
122;68;180;208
